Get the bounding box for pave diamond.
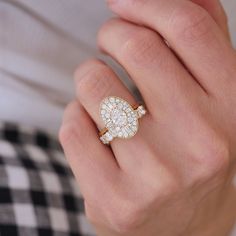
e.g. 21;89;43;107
100;96;139;140
111;109;127;126
100;96;147;144
136;105;146;118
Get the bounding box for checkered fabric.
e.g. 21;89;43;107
0;121;95;236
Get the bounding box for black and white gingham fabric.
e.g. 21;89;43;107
0;121;95;236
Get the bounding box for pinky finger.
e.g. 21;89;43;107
59;101;120;204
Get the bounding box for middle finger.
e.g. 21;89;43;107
98;18;205;115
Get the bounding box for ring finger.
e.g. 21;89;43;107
74;59;152;171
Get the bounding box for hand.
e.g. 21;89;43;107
59;0;236;235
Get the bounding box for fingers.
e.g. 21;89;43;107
74;59;150;171
98;18;205;113
106;0;235;96
59;101;119;203
74;59;136;129
191;0;230;39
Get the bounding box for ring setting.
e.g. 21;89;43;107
99;96;146;144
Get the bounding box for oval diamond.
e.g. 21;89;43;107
111;109;127;126
100;96;139;139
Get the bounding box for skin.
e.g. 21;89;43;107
59;0;236;235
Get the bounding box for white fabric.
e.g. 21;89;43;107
14;204;37;227
0;0;113;134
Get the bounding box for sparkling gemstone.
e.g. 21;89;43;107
106;121;113;128
105;132;113;141
117;103;123;109
110;97;115;103
110;129;118;136
128;117;134;122
111;109;127;126
136;105;147;118
116;127;121;131
100;96;139;140
108;103;113;109
100;136;109;144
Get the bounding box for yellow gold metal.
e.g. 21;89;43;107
99;96;146;144
132;104;141;110
99;127;108;137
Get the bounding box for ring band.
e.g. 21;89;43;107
99;96;147;144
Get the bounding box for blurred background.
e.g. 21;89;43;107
0;0;235;135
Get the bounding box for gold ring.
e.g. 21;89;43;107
99;96;147;144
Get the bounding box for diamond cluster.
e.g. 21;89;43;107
100;97;139;144
100;96;147;144
136;105;146;118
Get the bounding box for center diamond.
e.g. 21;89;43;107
100;96;139;139
111;109;127;127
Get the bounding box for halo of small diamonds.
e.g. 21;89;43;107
99;96;146;144
100;96;139;140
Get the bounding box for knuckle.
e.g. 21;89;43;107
193;136;230;182
145;166;180;203
202;140;229;177
108;201;144;234
75;62;114;100
107;174;178;233
121;30;161;68
150;175;180;208
59;121;80;148
169;4;212;44
156;175;179;200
